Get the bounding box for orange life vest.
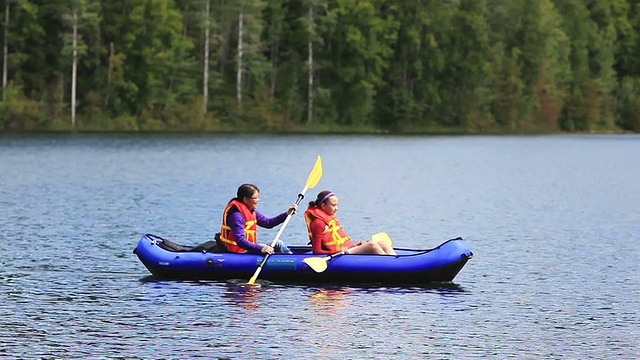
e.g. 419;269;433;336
304;206;352;252
220;200;257;253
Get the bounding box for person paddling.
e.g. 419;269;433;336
219;184;295;254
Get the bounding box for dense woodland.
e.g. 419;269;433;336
1;0;640;133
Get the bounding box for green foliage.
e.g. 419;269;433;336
439;0;492;128
0;82;47;130
327;0;399;125
7;0;47;96
616;76;640;131
0;0;638;133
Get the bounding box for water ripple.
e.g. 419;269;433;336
1;134;639;359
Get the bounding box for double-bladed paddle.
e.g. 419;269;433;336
302;232;393;273
247;155;323;285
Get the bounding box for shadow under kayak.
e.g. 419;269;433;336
133;234;473;285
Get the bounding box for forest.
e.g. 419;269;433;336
1;0;639;133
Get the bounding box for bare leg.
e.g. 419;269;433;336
371;238;396;255
378;240;396;255
347;242;386;255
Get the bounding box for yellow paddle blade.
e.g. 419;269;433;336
371;232;393;245
303;257;329;273
305;156;323;189
247;273;259;285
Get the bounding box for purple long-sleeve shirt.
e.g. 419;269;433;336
228;209;288;253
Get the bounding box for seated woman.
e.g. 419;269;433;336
219;183;295;254
304;190;396;255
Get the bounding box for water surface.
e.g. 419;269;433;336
1;134;638;358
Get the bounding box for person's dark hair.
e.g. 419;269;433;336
308;190;334;208
237;183;259;200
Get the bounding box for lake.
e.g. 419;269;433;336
1;133;638;359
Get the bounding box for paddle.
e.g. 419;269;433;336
302;232;393;273
371;231;393;245
303;251;345;273
247;155;323;285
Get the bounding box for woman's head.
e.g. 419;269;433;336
309;190;339;215
237;183;260;210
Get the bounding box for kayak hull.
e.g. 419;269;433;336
133;234;473;285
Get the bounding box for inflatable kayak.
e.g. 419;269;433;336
133;234;473;285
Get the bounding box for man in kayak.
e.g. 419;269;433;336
219;184;295;254
304;190;396;255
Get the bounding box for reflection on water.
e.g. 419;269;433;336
224;280;262;310
351;283;466;294
309;287;351;317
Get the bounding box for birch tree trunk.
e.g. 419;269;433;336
71;10;78;129
236;1;244;105
2;0;9;100
307;5;314;124
203;0;210;115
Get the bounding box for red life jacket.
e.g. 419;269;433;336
220;200;257;253
304;206;353;252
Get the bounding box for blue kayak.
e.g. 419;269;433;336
133;234;473;285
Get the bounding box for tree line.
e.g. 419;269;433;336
1;0;639;133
